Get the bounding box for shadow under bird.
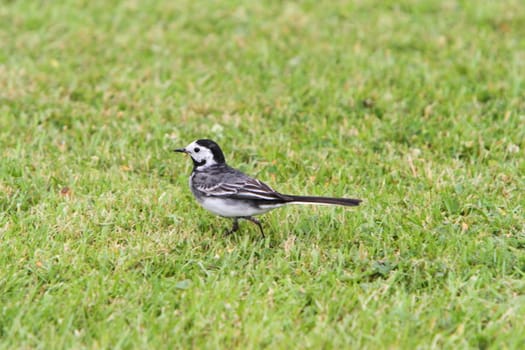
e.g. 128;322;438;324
175;139;362;237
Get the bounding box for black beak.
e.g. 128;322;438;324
174;148;187;153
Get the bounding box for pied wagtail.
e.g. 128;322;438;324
175;139;362;237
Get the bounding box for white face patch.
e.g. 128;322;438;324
184;141;217;169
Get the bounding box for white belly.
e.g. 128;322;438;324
198;197;278;217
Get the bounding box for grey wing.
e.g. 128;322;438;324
196;177;287;202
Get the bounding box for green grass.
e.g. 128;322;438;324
1;0;524;348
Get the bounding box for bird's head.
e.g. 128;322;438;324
174;139;226;169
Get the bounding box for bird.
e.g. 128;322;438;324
174;139;362;237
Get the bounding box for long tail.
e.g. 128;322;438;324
284;195;362;207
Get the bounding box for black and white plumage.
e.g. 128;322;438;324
175;139;361;237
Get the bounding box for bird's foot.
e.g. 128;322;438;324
244;216;265;238
224;218;239;237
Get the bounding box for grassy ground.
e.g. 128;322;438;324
1;0;524;348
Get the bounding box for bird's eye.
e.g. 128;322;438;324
194;147;200;153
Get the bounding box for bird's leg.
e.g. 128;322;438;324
244;216;265;238
225;218;239;236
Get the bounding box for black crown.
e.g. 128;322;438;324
196;139;226;163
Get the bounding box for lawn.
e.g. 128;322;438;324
1;0;524;348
